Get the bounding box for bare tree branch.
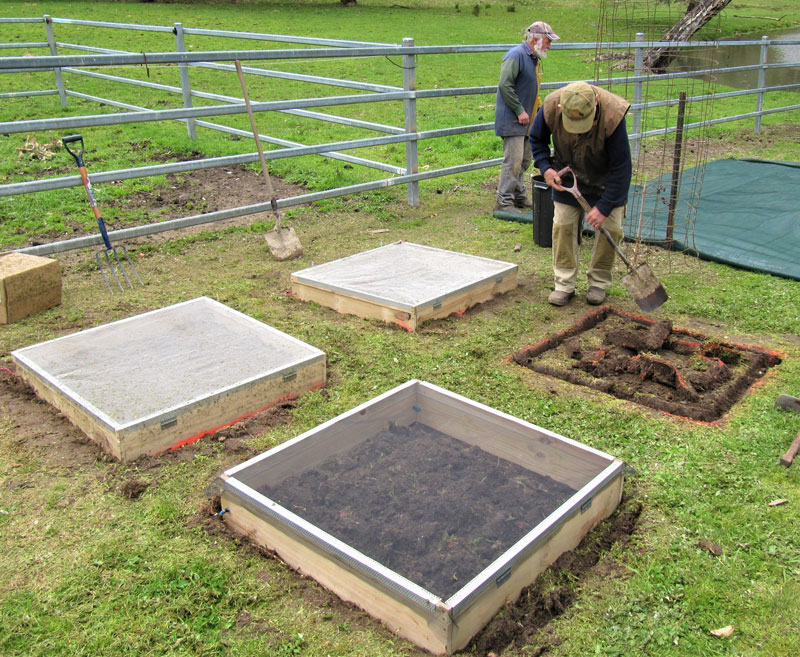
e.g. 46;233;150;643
644;0;733;73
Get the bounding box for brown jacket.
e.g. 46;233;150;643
542;85;630;198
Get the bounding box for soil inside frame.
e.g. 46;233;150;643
512;306;782;422
260;421;581;600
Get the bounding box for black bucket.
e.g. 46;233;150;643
531;174;553;247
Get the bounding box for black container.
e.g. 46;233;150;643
532;174;553;247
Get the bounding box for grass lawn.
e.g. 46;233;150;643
1;2;799;656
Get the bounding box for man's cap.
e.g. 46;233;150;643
559;81;597;134
525;21;560;42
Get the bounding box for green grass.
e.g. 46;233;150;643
2;3;800;657
2;0;798;246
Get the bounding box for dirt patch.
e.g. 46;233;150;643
464;494;642;657
0;366;293;472
106;159;309;233
260;421;581;600
513;306;781;422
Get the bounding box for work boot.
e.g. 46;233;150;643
548;290;574;307
586;286;606;305
494;201;523;213
514;197;533;209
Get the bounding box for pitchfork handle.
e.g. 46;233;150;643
63;133;113;250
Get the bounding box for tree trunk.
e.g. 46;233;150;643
643;0;733;73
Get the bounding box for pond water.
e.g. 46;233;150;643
669;28;800;90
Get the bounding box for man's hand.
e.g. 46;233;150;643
585;206;607;228
517;110;530;125
543;167;564;191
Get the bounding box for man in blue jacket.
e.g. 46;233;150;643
530;81;632;307
494;21;559;213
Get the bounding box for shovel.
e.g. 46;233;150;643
63;134;143;293
556;166;667;313
234;61;303;261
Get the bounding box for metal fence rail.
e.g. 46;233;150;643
1;15;798;256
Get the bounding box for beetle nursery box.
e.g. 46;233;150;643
290;241;518;331
217;380;624;654
0;252;61;324
11;297;326;462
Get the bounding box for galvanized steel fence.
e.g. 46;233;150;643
1;15;798;256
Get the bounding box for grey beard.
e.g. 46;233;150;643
533;45;548;59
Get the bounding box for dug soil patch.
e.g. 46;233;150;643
513;306;781;422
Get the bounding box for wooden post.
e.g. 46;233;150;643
665;92;687;251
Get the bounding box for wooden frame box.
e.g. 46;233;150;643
291;242;518;331
12;297;326;462
217;380;624;654
0;252;61;324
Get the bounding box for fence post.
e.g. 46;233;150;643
631;32;644;162
174;22;197;139
754;35;768;135
44;15;67;107
402;37;419;207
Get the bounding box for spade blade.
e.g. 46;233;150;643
622;263;668;313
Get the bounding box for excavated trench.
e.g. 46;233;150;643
513;306;781;422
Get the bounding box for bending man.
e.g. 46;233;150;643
530;81;632;306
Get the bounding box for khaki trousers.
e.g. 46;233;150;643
551;201;625;293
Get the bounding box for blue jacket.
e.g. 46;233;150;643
494;42;540;137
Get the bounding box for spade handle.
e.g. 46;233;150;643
555;166;635;275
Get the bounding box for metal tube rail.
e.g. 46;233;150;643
0;90;413;133
1;123;493;197
0;42;48;49
8;36;779;71
192;61;402;94
15;158;502;257
60;65;404;134
0;89;58;99
52;91;406;174
630;103;800;141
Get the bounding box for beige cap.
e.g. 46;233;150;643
525;21;560;42
560;81;597;134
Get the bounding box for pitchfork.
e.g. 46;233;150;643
63;134;143;293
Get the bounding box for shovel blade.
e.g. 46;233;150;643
622;263;668;313
265;226;303;261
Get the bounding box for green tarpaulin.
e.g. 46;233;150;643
624;158;800;280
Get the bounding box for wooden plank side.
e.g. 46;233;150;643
416;271;517;324
416;385;609;490
291;278;419;330
292;270;516;331
13;356;325;463
448;475;624;653
235;382;419;488
221;493;451;655
13;359;121;459
118;360;326;462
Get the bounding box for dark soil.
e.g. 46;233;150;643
465;494;642;657
261;422;579;599
513;306;781;422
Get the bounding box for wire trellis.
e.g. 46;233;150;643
595;0;719;263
